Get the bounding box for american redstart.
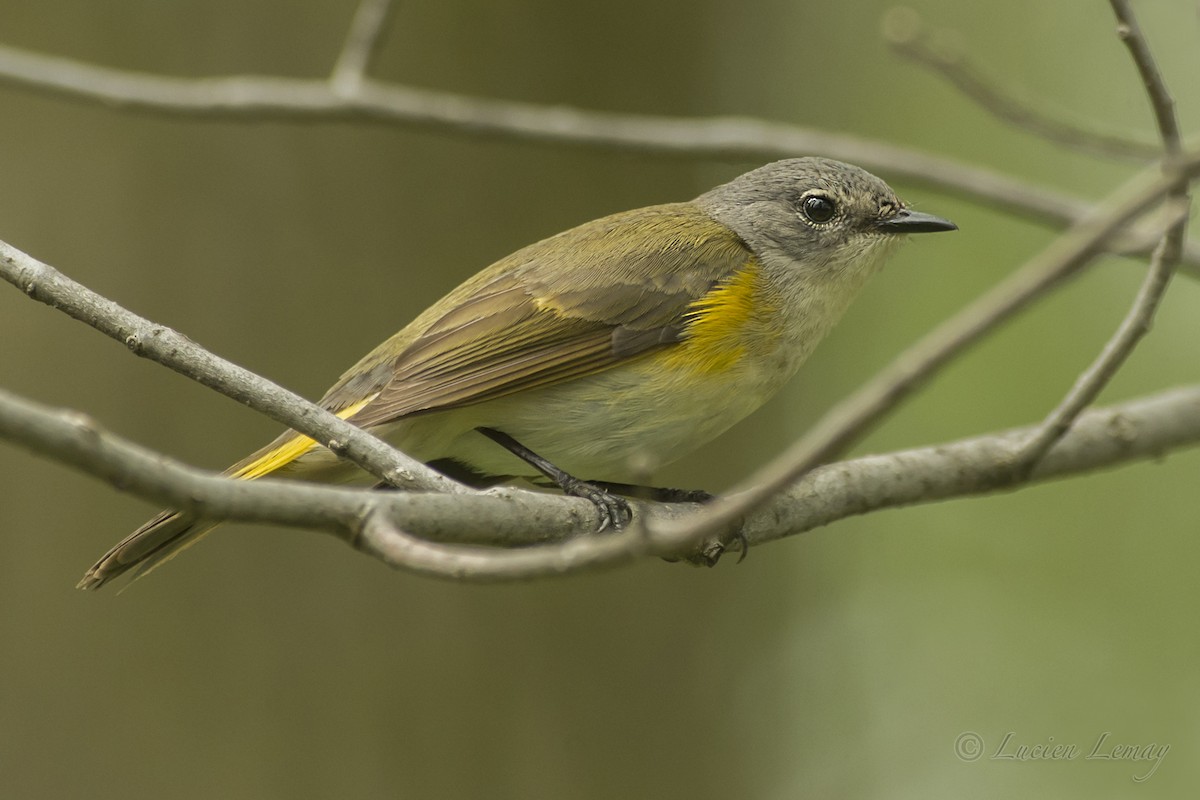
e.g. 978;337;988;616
79;157;955;589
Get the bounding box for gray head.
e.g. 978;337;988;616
694;157;955;279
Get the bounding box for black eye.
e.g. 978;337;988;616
801;194;836;224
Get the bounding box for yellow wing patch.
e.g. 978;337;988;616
665;261;777;374
230;397;374;480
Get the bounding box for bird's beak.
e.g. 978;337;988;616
877;209;958;234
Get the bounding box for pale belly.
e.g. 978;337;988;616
376;349;801;482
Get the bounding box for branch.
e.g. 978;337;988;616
884;7;1161;161
0;42;1195;276
1110;0;1183;156
0;239;466;496
3;380;1198;582
1016;228;1180;468
331;0;396;94
743;384;1200;548
1015;1;1190;468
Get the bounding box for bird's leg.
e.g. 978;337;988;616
585;481;714;505
475;427;632;531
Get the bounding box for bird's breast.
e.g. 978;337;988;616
663;261;788;377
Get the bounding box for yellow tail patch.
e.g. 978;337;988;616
230;397;373;480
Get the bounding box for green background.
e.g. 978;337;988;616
1;1;1197;797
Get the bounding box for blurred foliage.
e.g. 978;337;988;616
0;1;1197;797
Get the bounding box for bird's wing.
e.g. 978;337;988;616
337;202;755;428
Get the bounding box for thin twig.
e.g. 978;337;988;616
0;42;1195;275
1015;227;1181;467
884;7;1160;161
0;240;466;495
642;150;1200;557
1109;0;1183;156
331;0;396;94
1015;0;1191;468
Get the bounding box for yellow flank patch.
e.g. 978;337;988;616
665;261;771;374
231;397;373;481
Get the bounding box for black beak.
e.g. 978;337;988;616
877;209;958;234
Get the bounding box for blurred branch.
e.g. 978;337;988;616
0;42;1195;276
646;149;1200;552
883;7;1161;161
2;379;1198;583
1110;0;1183;156
1016;226;1181;469
1016;1;1190;469
0;239;466;496
331;0;397;94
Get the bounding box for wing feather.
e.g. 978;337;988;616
337;202;754;428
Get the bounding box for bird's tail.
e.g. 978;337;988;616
77;425;337;591
76;511;218;590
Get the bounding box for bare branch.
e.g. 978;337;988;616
0;42;1194;276
3;379;1198;583
1109;0;1183;156
0;386;365;535
0;384;752;577
331;0;396;94
1015;222;1181;467
742;385;1200;549
1016;2;1190;468
0;239;466;495
884;7;1161;161
354;510;646;582
645;149;1200;553
0;384;606;552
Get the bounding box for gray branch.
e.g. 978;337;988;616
0;42;1194;276
0;240;465;496
1014;2;1190;469
1;380;1197;582
884;7;1161;161
331;0;397;94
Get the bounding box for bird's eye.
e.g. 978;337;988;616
801;194;837;224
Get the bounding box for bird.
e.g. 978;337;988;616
78;157;956;589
